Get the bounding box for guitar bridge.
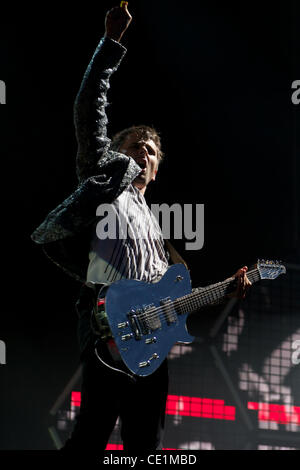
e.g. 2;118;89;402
128;304;161;337
127;310;146;340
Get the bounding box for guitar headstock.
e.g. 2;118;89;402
257;259;286;280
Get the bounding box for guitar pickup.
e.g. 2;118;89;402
160;297;177;325
143;304;161;332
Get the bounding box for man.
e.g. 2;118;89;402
32;4;250;454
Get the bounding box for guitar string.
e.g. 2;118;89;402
124;268;261;329
139;268;259;321
127;268;259;328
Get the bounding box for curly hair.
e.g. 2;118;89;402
111;125;164;162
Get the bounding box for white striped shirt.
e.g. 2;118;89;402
87;185;169;285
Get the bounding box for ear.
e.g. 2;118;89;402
151;168;158;182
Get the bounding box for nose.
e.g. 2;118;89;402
138;144;147;156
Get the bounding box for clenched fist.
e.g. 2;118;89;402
105;4;132;43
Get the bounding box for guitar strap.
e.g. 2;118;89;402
164;240;189;270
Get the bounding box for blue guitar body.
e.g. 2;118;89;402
105;264;194;376
102;259;285;376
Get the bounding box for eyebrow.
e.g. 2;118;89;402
145;143;157;154
129;140;157;154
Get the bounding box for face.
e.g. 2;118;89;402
119;133;159;194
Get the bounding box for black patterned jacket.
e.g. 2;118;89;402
31;37;143;283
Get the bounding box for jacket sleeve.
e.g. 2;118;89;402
74;36;127;183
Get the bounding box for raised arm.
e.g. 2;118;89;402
74;4;132;183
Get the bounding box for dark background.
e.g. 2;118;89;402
0;0;299;449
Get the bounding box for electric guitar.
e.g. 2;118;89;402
96;260;286;377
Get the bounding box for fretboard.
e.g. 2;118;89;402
174;268;261;315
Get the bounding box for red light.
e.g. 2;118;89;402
248;402;300;425
105;445;178;450
166;395;235;420
106;444;124;450
71;391;236;421
71;391;81;408
70;391;235;451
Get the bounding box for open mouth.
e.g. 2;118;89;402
137;161;147;173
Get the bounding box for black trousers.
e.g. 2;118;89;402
62;286;169;456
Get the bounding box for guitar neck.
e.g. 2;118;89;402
174;267;261;315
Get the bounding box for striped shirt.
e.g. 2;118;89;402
87;185;169;285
